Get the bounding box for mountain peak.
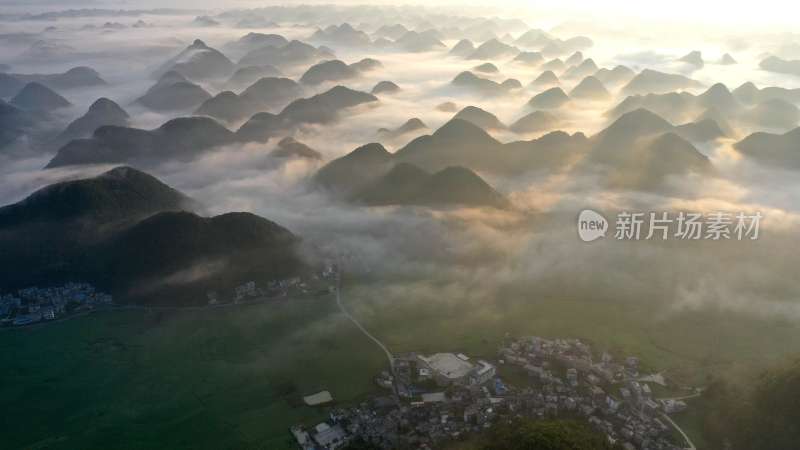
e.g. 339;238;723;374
1;166;194;227
433;118;497;142
11;81;71;110
452;105;505;130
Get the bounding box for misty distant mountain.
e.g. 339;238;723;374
300;58;381;85
368;107;705;188
239;77;303;110
468;38;519;60
611;82;797;130
679;50;704;68
0;167;305;305
19;40;75;60
193;77;304;126
513;51;544;66
271;137;321;160
234;17;279;29
223;33;289;56
7;66;106;91
699;83;747;111
514;29;553;48
10;82;71;111
300;60;357;85
529;87;570;109
353;164;508;208
350;58;382;72
47;116;235;168
733;82;800;107
55;97;129;142
194;91;252;124
740;99;800;129
371;80;400;95
134;71;211;112
515;30;592;56
153;39;234;81
735;127;800;169
452;106;505;130
510;111;561;134
350;162;429;205
569;76;610;100
759;56;800;77
473;63;499;74
719;53;737;65
565;51;583;66
610;83;740;122
622;68;703;95
393;119;502;172
451;71;519;96
236;86;378;142
238;40;333;70
394;30;446;52
225;65;283;90
378;118;427;139
593;65;635;86
674;118;727;142
275;85;377;125
586;108;712;189
372;37;394;49
0;99;34;148
311;23;371;47
192;16;220;27
541;58;566;73
562;59;599;79
373;24;409;40
531;70;559;87
449;39;475;57
371;117;588;176
0;73;26;99
313;142;394;195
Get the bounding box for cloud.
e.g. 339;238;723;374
1;3;800;322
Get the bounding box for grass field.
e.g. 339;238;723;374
2;280;800;449
0;296;386;450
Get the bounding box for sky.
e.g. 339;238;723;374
3;0;800;29
1;0;800;322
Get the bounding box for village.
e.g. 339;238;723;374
0;282;113;327
0;263;339;328
290;336;696;450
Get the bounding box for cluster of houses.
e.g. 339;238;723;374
497;337;690;449
0;283;113;327
290;337;694;450
208;263;339;305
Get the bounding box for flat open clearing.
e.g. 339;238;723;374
2;282;799;449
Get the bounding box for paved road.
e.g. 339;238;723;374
660;413;697;450
657;392;703;402
335;275;395;373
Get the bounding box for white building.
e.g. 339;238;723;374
417;353;496;386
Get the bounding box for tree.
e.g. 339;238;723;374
480;418;621;450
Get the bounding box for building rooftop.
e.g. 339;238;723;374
304;390;334;406
420;353;475;380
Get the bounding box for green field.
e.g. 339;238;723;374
2;279;800;449
0;296;386;450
